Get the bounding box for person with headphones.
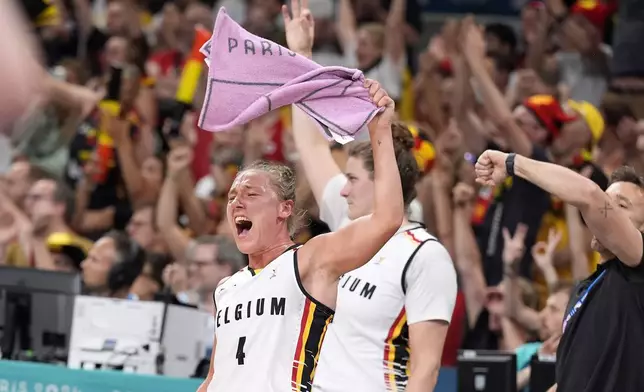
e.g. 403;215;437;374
80;230;145;298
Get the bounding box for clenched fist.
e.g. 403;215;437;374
475;150;510;187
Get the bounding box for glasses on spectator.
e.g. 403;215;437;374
193;258;228;268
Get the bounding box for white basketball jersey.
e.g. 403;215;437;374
312;224;437;392
208;246;334;392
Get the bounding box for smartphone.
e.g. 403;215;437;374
167;102;191;139
106;66;123;101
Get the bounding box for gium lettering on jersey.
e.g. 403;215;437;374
216;297;286;328
339;274;377;300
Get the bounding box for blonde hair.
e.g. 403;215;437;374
237;161;304;237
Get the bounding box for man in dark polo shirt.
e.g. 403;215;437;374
474;150;644;392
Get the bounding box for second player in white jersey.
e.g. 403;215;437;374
313;186;457;391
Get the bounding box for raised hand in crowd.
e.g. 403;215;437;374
102;106;159;204
166;144;194;181
523;3;549;45
162;262;191;298
502;223;528;268
282;0;315;58
532;228;563;265
532;228;562;290
501;221;544;342
425;18;459;65
461;16;486;63
157;143;206;262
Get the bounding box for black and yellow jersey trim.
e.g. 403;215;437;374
383;307;410;391
291;249;334;391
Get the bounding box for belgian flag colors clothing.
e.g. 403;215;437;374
208;246;333;391
310;225;456;391
315;175;457;391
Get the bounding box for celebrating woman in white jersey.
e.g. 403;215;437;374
196;77;404;390
283;1;458;391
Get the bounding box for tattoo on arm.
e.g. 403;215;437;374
599;201;612;218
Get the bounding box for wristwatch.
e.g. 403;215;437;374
505;153;516;176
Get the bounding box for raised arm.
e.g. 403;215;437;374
476;150;644;267
462;18;533;157
452;183;488;328
104;114;157;204
335;0;358;53
532;229;562;292
156;148;194;263
451;52;487;155
503;224;542;331
301;80;404;278
383;0;406;64
283;0;342;204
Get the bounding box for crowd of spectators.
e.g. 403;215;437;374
1;0;644;388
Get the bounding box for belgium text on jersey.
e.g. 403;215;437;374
216;297;286;328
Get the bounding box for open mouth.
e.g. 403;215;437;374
234;216;253;237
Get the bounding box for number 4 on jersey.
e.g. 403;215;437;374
236;336;246;365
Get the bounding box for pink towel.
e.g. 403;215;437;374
198;7;382;144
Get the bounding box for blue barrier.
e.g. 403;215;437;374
0;361;202;392
437;367;457;391
0;360;456;392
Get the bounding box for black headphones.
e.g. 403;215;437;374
105;231;146;294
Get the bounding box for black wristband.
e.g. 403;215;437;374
506;153;516;177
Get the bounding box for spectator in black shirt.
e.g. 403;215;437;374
475;151;644;392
